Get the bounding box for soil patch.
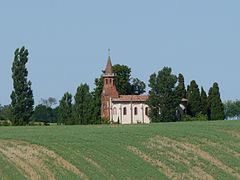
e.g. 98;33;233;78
0;139;88;180
151;136;240;179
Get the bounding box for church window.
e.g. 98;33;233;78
134;107;138;115
113;107;117;115
145;107;149;116
123;107;127;115
106;79;108;84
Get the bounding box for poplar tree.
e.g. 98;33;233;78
112;64;132;95
11;47;34;125
208;82;224;120
58;92;73;125
176;73;187;101
200;87;208;115
187;80;201;116
92;77;104;124
207;87;213;120
73;84;93;124
148;67;178;122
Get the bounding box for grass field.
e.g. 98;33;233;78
0;120;239;179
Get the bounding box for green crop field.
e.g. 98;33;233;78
0;120;239;179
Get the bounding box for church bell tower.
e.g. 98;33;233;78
101;54;119;120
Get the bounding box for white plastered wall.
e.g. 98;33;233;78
110;100;150;124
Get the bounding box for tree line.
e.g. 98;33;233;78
57;64;146;125
0;46;226;125
148;67;224;122
224;100;240;120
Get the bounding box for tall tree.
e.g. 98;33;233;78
208;82;224;120
200;87;208;115
91;77;104;124
176;73;187;101
207;87;213;120
148;67;178;122
131;78;146;95
73;84;93;125
187;80;201;117
112;64;132;95
58;92;73;125
11;47;34;125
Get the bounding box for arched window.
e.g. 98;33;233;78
134;107;138;115
113;107;117;115
145;107;149;116
123;107;127;115
106;79;108;84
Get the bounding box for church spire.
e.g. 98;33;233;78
105;50;113;75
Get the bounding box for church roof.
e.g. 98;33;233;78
105;56;113;75
112;95;149;102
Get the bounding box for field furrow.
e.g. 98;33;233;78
0;140;88;180
0;120;239;179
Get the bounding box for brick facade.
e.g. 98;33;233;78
101;56;119;119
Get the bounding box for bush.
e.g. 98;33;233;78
101;117;110;124
28;121;50;126
0;120;12;126
183;113;208;122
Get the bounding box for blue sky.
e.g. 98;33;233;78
0;0;240;105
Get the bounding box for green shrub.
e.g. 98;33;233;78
183;113;208;121
101;117;110;124
0;120;12;126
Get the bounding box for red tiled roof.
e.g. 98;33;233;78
112;95;149;102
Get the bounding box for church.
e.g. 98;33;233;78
101;56;150;124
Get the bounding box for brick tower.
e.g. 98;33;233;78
101;56;119;119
